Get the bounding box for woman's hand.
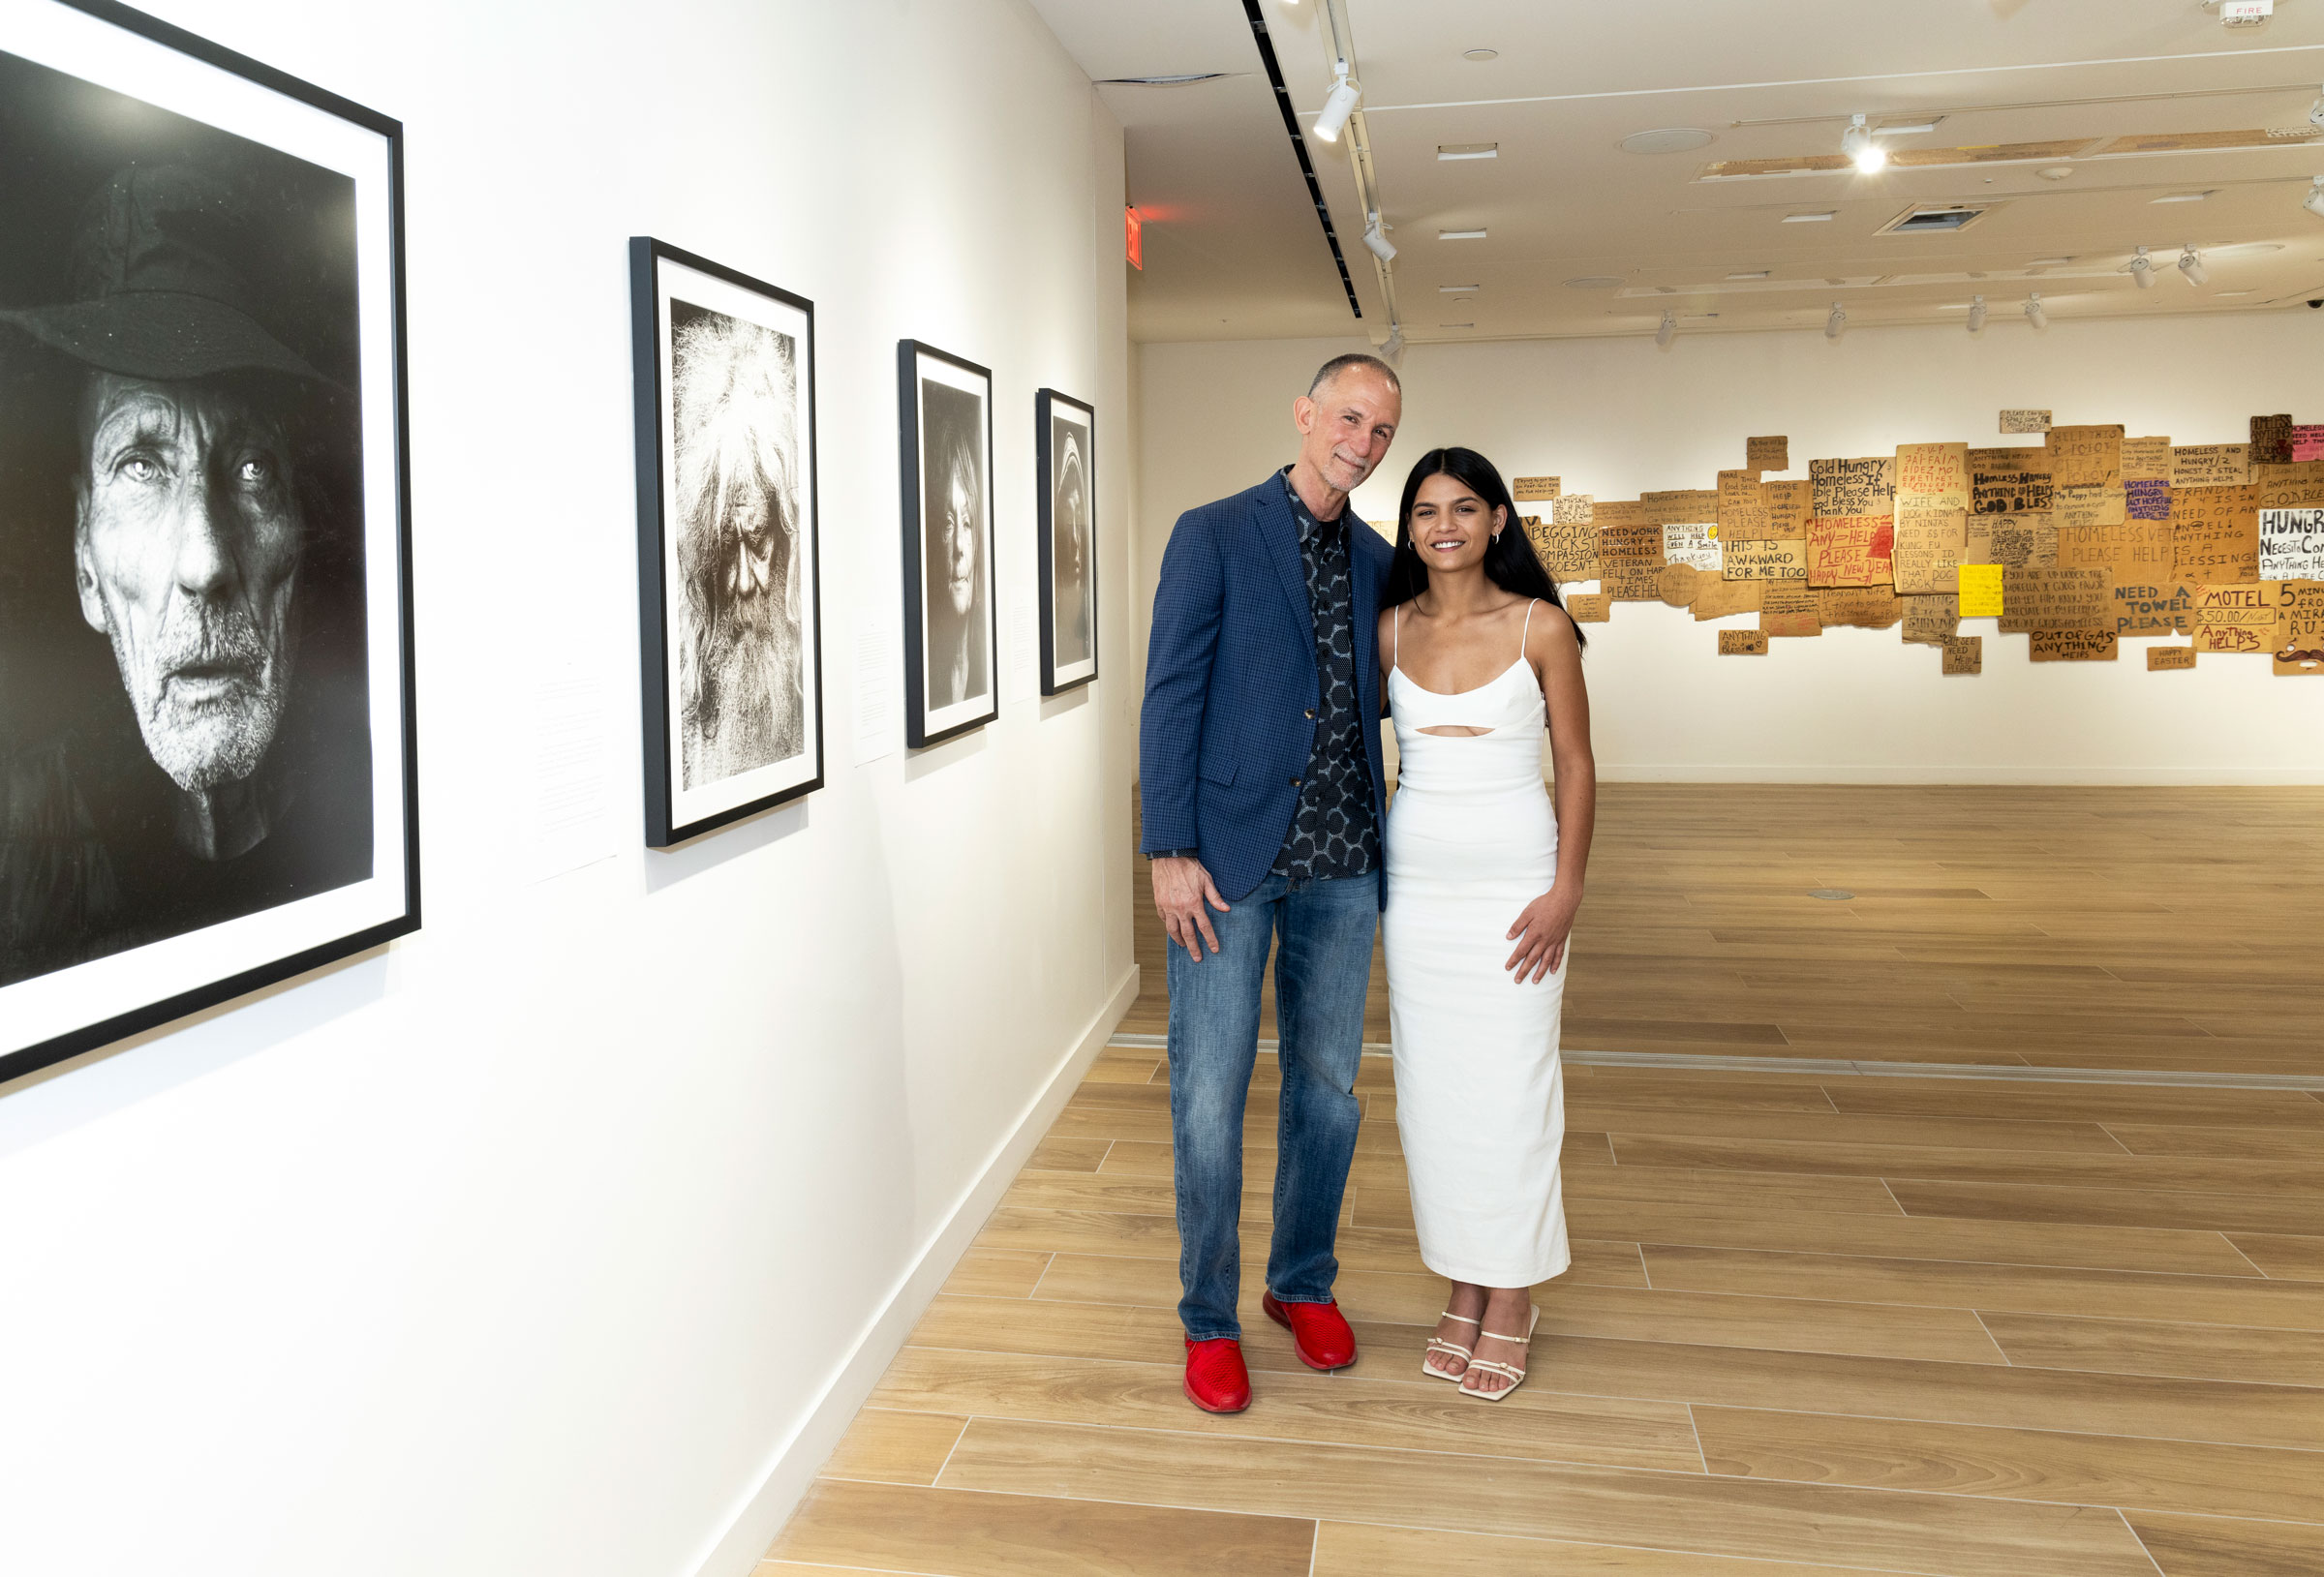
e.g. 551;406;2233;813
1504;885;1581;984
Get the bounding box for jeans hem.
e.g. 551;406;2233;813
1183;1329;1241;1343
1267;1290;1336;1306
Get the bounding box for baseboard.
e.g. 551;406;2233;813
682;963;1141;1577
1594;765;2324;785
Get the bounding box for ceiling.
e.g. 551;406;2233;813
1025;0;2324;347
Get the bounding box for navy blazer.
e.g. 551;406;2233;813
1139;470;1393;906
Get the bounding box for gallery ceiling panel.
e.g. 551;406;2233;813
1029;0;2324;344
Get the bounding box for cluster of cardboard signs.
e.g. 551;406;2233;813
1514;413;2324;678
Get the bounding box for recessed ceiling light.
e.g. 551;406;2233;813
1562;276;1622;288
1782;212;1836;223
1620;128;1715;155
2212;242;2283;257
1727;269;1771;280
2153;192;2213;203
1461;47;1499;61
1439;228;1487;240
1438;142;1498;161
2217;289;2254;297
1439;284;1481;292
1876;120;1942;136
2031;257;2072;266
1439;321;1476;328
2037;167;2074;181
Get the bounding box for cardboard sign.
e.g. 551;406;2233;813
1902;592;1962;645
1808;515;1895;587
1970;450;2054;516
2000;567;2112;632
1598;521;1666;563
2252;461;2324;509
1565;591;1610;622
1512;475;1560;501
1693;575;1763;620
1526;517;1599;583
1810;456;1897;519
2278;583;2324;671
2052;484;2126;531
2258;508;2324;580
1760;480;1814;544
1758;581;1822;637
2030;628;2119;662
1942;635;1983;674
2058;518;2173;583
1642;488;1719;526
2046;425;2125;490
1896;442;1971;510
1663;522;1724;573
2170;443;2251;488
1957;562;2004;618
2250;412;2294;467
2148;644;2196;671
1963;514;2058;568
1718;629;1769;655
1593;499;1647;531
2121;436;2173;481
2173;485;2260;583
1603;563;1664;601
1746;435;1789;471
2189;582;2278;653
1549;493;1596;524
1892;506;1968;595
2000;410;2052;434
1818;586;1903;628
1659;562;1702;607
2113;580;2195;638
1717;470;1772;538
2294;425;2324;463
1724;537;1809;580
2125;477;2171;522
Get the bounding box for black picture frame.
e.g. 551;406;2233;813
630;237;825;846
898;340;999;748
0;0;419;1086
1036;389;1098;695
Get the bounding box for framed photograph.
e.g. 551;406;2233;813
1036;389;1098;694
0;0;417;1084
898;340;997;747
630;238;823;846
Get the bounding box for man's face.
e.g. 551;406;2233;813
942;464;979;617
74;373;303;793
1293;368;1402;497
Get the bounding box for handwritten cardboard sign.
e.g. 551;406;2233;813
1603;562;1664;601
1818;586;1903;628
2259;508;2324;580
2046;424;2125;489
2125;477;2170;522
2058;518;2173;583
1942;635;1983;674
1963;514;2058;568
1642;488;1719;526
1808;515;1896;587
1565;591;1610;622
1717;470;1773;538
2189;582;2278;652
1549;493;1596;524
2250;412;2294;467
1718;628;1769;655
1747;435;1789;470
2113;580;2194;637
2121;436;2173;481
1892;506;1968;595
1970;450;2054;515
1763;479;1814;540
1598;521;1666;563
1903;593;1961;645
1512;475;1560;501
1724;537;1809;580
2000;567;2112;632
1693;575;1763;620
2148;644;2196;671
1592;500;1646;535
1659;562;1702;607
1758;581;1822;637
2170;443;2251;488
1811;456;1897;519
2052;484;2126;531
2277;581;2324;671
2000;410;2051;434
1527;517;1600;583
2295;426;2324;463
2030;628;2120;662
2173;485;2260;583
1958;563;2004;618
1664;522;1724;573
2252;461;2324;510
1896;442;1971;510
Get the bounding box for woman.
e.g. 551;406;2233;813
1376;447;1594;1402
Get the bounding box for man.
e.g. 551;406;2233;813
0;163;369;983
1138;353;1401;1412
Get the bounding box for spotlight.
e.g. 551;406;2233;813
2128;246;2156;288
2308;175;2324;219
1361;213;1396;262
1968;294;1987;331
2178;244;2208;286
1825;300;1848;339
1655;310;1677;348
1378;323;1405;367
1314;62;1360;143
2310;84;2324;130
1841;113;1887;174
2025;291;2048;328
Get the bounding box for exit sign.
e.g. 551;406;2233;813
1124;206;1143;270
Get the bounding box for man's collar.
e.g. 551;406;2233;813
1280;466;1345;531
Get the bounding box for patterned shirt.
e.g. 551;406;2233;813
1272;470;1380;887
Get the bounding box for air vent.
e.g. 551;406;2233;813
1875;203;1997;235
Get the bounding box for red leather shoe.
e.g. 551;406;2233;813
1263;1292;1357;1371
1183;1337;1251;1413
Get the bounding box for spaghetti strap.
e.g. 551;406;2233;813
1517;598;1538;660
1393;604;1401;671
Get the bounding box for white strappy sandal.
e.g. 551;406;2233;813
1458;1305;1540;1402
1422;1311;1479;1381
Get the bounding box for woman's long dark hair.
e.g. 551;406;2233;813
1384;446;1585;651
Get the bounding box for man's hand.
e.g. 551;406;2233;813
1151;856;1229;961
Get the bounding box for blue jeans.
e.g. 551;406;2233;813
1167;868;1378;1341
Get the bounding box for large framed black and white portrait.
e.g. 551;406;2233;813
630;238;822;846
1036;389;1097;695
0;1;417;1083
898;341;997;747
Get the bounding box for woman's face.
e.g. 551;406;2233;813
942;466;979;617
1407;471;1503;575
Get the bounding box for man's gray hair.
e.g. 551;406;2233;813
1306;351;1401;400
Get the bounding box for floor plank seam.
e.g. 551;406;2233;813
1684;1402;1710;1474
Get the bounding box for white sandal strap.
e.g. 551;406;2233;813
1425;1338;1473;1358
1438;1311;1481;1325
1464;1359;1525;1380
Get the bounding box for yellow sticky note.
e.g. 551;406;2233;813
1958;562;2004;618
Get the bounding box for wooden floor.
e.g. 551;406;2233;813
765;787;2324;1577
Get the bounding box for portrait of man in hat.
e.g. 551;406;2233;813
1;82;375;987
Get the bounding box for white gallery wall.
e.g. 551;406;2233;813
0;4;1132;1577
1134;314;2324;781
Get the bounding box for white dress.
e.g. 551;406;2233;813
1384;601;1571;1288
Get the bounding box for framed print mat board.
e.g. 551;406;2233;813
899;340;997;747
1037;389;1097;694
0;0;418;1083
630;237;823;846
